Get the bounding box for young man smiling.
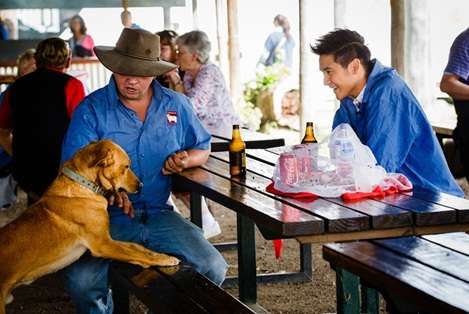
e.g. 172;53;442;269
311;29;463;197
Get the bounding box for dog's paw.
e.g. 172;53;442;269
154;253;180;266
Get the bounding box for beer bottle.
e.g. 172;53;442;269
229;125;246;177
301;121;318;144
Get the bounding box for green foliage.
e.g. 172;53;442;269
242;64;290;130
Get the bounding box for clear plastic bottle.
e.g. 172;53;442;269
333;125;355;177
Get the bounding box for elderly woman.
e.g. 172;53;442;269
169;30;239;130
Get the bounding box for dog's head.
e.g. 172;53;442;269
72;140;141;194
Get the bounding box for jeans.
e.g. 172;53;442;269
62;209;228;314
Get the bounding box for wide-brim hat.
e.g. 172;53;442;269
94;28;177;77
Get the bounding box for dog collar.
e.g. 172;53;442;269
62;167;107;197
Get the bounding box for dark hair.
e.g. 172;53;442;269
157;30;178;62
311;29;371;73
274;14;291;40
35;37;70;69
69;15;87;35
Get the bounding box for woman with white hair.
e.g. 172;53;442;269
169;30;239;130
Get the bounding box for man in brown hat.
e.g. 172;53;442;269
60;28;227;313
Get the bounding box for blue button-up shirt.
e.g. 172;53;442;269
62;77;211;223
333;59;463;197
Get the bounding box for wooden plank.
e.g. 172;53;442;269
375;193;457;226
204;157;369;233
246;149;279;165
323;241;469;313
328;198;412;229
404;187;469;223
212;152;409;230
110;263;206;314
209;128;285;151
297;224;469;244
175;167;324;237
0;0;185;9
422;232;469;256
375;236;469;283
157;264;255;313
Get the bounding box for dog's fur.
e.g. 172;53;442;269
0;140;179;313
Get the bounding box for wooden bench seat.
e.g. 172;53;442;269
109;262;255;314
323;232;469;313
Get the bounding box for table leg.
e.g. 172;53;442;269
336;268;360;314
361;283;379;314
237;213;257;304
190;191;202;228
300;243;313;280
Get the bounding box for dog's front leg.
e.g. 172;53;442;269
87;238;180;268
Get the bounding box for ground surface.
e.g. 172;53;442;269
1;178;468;314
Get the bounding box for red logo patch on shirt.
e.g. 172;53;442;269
167;111;177;125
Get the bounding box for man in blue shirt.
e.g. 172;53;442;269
61;28;227;314
311;29;463;197
440;28;469;183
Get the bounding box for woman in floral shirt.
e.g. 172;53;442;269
168;30;239;130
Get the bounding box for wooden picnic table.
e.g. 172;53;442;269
173;144;469;309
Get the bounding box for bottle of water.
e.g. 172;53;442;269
334;125;355;176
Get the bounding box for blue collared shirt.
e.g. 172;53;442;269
62;77;211;223
333;59;463;197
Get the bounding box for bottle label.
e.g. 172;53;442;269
229;149;246;176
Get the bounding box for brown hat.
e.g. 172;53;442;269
94;28;177;76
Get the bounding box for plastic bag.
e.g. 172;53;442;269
272;123;395;198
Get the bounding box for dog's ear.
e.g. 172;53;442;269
91;147;115;168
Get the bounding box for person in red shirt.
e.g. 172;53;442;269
0;37;85;203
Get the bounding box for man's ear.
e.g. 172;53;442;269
349;58;361;75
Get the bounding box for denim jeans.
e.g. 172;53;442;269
62;209;228;314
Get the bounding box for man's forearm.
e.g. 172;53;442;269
0;129;13;156
440;74;469;101
185;149;210;168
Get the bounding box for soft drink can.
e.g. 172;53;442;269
279;153;298;185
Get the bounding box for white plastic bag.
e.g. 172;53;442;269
272;123;388;197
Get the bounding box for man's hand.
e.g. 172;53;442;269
108;190;135;218
162;150;188;175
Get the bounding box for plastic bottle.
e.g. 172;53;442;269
229;125;246;177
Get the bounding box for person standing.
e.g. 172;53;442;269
68;15;95;58
311;28;463;197
120;10;141;29
0;38;85;203
440;27;469;183
60;28;227;313
259;14;295;68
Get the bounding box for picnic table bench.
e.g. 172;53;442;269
323;232;469;314
109;262;255;314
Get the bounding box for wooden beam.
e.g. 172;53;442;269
299;0;315;140
390;0;405;76
227;0;241;108
0;0;185;9
296;224;469;244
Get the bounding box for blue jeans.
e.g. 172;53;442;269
62;210;228;314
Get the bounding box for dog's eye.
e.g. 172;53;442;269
125;165;130;169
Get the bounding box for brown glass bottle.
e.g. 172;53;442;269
301;121;318;144
229;125;246;177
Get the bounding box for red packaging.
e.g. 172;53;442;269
279;153;298;185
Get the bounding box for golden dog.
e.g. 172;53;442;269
0;140;179;313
